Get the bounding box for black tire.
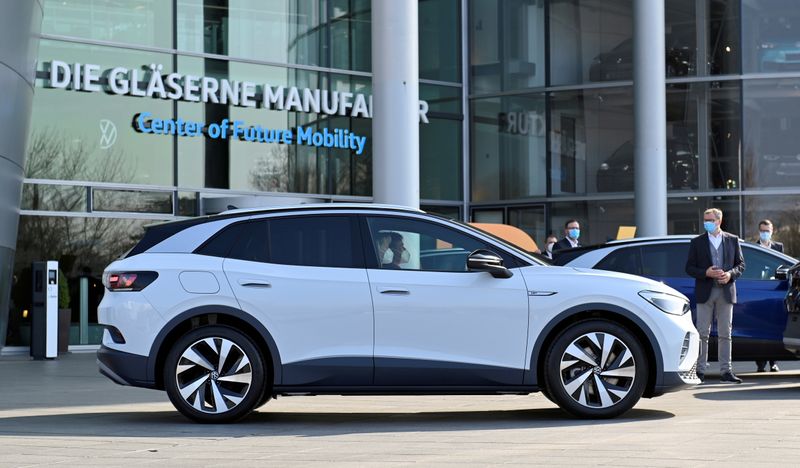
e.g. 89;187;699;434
544;319;648;419
164;325;267;423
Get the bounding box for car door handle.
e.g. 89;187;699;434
378;288;410;295
239;279;271;288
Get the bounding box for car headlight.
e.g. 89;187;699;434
638;290;690;316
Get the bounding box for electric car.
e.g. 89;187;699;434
97;204;699;423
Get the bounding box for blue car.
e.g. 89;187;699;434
555;236;797;361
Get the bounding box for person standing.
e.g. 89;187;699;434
552;219;581;253
755;219;783;373
685;208;746;383
543;234;559;259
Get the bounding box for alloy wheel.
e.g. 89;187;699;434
175;337;253;414
559;332;636;409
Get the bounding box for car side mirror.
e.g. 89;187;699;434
467;249;513;279
776;265;790;281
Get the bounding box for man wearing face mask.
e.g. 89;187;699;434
754;219;783;373
543;234;559;259
382;232;410;269
685;208;746;384
552;220;581;253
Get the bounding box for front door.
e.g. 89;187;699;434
363;215;530;386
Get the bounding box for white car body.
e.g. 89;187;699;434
97;205;699;421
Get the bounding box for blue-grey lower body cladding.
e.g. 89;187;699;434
0;0;42;348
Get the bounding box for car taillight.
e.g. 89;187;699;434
103;271;158;291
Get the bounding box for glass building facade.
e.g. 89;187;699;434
5;0;800;347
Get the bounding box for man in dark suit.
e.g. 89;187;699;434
685;208;746;383
755;219;783;372
552;219;581;253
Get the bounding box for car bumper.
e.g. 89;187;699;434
97;345;156;389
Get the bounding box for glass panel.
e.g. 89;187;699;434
708;0;740;75
742;195;800;258
422;205;461;220
549;0;632;86
177;192;199;216
472;94;546;201
421;118;462;201
470;0;545;93
507;205;546;249
21;184;87;212
471;209;503;224
743;78;800;190
42;0;173;48
667;196;740;236
640;243;691;277
740;246;787;280
665;84;700;192
665;0;697;78
32;41;175;186
550;87;632;196
177;0;371;72
227;220;270;263
8;216;151;346
420;0;461;83
742;0;800;73
93;189;173;214
549;201;588;243
550;200;632;245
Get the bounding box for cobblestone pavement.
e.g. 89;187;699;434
1;352;799;467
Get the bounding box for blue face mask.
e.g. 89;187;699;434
703;221;717;233
568;228;580;240
760;231;772;242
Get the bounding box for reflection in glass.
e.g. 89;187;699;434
743;0;800;73
420;0;461;83
550;87;632;196
743;195;800;258
744;78;800;189
21;184;86;212
472;94;546;202
508;205;546;248
667;196;740;236
42;0;173;48
470;0;545;93
549;0;632;85
93;189;173;214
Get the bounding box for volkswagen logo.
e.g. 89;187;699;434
99;119;117;149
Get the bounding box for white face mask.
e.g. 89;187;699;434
546;242;554;253
382;247;410;265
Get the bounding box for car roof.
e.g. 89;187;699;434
218;203;424;216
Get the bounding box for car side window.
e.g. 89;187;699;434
740;245;785;280
366;216;509;272
595;247;642;276
640;243;690;277
197;220;268;262
268;215;362;268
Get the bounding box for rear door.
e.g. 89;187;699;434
735;245;792;346
221;215;374;386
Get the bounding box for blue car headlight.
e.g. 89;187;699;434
639;290;690;316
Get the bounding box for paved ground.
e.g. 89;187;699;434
1;353;799;467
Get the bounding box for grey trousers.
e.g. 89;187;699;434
696;286;733;373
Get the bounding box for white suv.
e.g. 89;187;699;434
98;204;699;422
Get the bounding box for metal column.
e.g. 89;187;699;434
633;0;668;237
0;0;43;348
371;0;420;209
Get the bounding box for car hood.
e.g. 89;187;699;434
519;265;687;300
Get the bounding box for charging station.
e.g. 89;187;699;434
31;261;59;359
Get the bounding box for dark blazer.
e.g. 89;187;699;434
552;237;578;252
685;232;746;304
759;241;784;253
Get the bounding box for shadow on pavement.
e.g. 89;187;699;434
0;407;673;438
693;384;800;401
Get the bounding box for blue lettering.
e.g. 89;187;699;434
208;123;221;138
297;126;313;145
136;112;152;133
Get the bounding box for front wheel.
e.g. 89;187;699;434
164;326;267;423
544;319;649;418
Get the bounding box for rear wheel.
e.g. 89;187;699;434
164;326;267;423
544;319;648;419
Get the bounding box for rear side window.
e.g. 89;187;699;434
268;216;362;268
595;247;642;276
640;243;690;277
196;220;270;263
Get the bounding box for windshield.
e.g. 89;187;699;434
436;217;551;266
